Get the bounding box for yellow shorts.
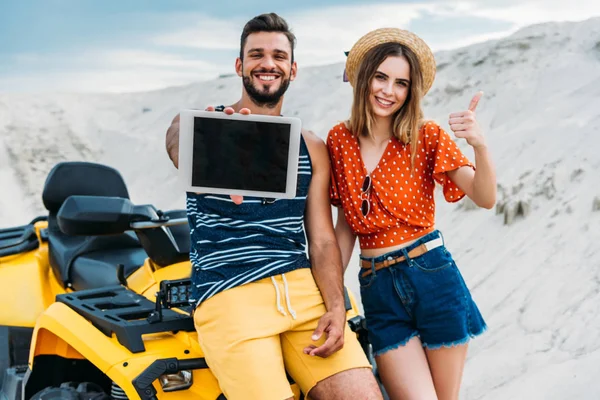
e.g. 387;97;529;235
193;268;371;400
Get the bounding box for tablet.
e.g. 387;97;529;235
178;109;302;199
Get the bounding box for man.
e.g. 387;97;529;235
165;13;382;400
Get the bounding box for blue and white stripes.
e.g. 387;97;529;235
298;154;311;175
187;136;313;305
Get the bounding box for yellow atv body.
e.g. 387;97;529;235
0;162;368;400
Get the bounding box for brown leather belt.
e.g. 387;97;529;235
360;238;443;277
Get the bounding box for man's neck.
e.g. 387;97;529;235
230;93;284;116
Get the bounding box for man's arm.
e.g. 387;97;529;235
166;114;180;168
335;209;357;272
302;130;346;358
165;107;245;204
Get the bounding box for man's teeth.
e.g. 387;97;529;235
257;75;276;81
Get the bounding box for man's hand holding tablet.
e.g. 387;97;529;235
177;107;302;205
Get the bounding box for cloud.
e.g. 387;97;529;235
152;14;242;50
288;3;440;66
3;1;600;93
147;1;600;71
80;49;218;70
149;3;443;66
0;49;228;93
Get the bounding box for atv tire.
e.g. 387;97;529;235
30;382;110;400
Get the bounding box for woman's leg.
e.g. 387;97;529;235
403;239;485;400
375;336;438;400
425;344;468;400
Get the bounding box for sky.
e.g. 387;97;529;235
1;0;599;93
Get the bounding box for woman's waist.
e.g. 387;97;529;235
358;226;436;256
360;237;420;258
359;229;443;261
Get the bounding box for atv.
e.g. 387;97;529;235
0;161;373;400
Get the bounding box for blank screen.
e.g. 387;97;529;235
191;116;290;193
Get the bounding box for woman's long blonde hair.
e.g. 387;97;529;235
348;42;425;168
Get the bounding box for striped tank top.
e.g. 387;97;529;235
186;135;312;306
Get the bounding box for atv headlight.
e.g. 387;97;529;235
159;370;193;392
160;278;192;308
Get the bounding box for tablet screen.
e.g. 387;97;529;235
191;116;291;193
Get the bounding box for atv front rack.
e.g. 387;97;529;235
57;286;195;353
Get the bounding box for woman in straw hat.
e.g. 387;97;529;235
327;28;496;399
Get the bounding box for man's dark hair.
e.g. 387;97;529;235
240;13;296;62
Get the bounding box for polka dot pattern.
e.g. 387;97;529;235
327;121;474;249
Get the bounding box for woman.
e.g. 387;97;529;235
327;28;496;400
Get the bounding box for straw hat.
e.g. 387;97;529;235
345;28;436;94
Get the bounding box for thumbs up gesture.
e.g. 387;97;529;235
449;91;486;149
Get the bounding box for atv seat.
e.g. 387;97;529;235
42;162;148;290
68;209;190;291
70;247;147;291
42;162;190;291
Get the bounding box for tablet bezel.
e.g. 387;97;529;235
178;109;302;199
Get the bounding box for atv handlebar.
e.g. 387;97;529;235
57;196;188;236
130;218;188;230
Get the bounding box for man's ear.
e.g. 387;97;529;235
290;61;298;82
235;57;243;77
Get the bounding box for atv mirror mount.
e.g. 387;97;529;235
57;195;157;236
147;291;165;324
147;278;192;324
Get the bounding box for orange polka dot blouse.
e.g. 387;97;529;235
327;121;474;249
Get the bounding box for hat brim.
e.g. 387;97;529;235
345;28;436;95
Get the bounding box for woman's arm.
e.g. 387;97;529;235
447;92;497;209
447;146;496;209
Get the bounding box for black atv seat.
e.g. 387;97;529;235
42;162;190;291
70;245;148;291
69;209;191;291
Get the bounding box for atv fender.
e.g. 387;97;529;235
26;302;223;399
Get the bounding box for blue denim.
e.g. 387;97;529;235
359;230;487;356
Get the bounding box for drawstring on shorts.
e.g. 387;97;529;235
271;274;297;320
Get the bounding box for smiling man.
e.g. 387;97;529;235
165;13;381;400
239;28;293;108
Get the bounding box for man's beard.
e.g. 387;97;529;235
242;70;291;108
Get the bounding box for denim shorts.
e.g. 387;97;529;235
359;230;487;356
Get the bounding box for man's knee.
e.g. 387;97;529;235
308;367;383;400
